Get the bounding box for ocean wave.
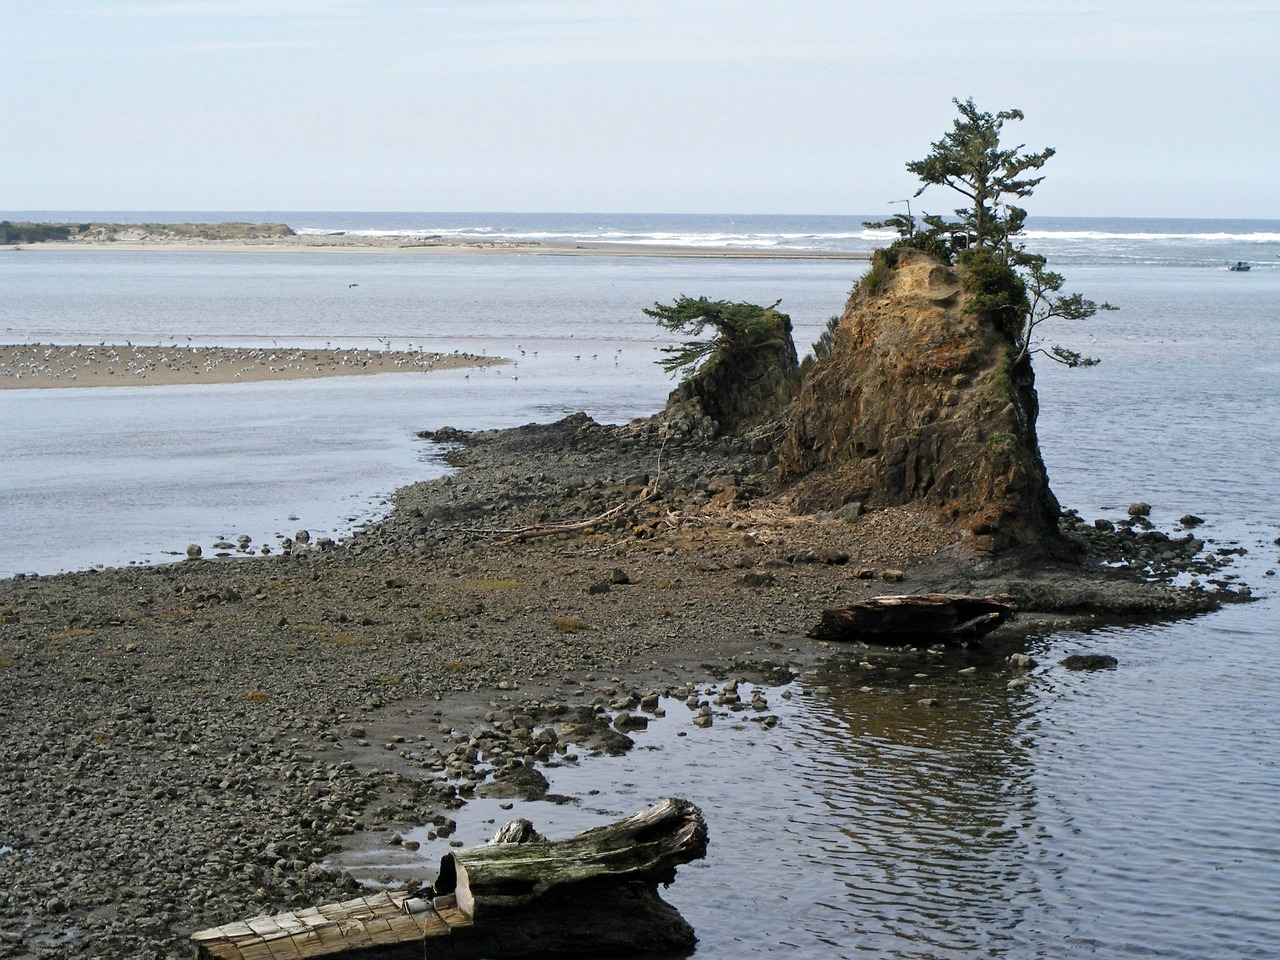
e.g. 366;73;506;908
289;216;1280;262
1023;230;1280;244
295;225;891;251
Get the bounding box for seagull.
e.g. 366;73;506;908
349;283;359;288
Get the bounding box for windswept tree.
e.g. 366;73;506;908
868;98;1108;367
906;99;1055;257
645;296;788;377
645;295;799;433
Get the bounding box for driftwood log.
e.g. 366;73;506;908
191;798;707;960
808;593;1016;644
437;796;707;920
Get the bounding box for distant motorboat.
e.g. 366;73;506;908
1228;261;1252;271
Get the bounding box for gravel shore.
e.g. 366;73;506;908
0;411;1235;959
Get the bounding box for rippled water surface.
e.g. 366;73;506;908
342;607;1279;959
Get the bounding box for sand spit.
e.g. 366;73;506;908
5;233;870;260
0;343;498;389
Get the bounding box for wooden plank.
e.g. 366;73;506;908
263;932;302;960
408;909;450;938
195;801;708;959
435;902;474;930
237;941;276;960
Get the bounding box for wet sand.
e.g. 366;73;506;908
6;233;870;260
0;343;498;389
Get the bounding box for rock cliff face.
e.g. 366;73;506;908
662;307;799;438
776;250;1060;552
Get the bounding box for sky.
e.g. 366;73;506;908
4;1;1278;217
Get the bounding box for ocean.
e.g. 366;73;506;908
2;213;1279;957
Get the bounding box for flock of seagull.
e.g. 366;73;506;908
0;343;492;386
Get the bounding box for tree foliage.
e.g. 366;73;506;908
646;296;786;376
867;98;1108;367
0;221;74;244
907;98;1054;256
798;313;842;377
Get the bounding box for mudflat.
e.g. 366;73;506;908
0;410;1230;959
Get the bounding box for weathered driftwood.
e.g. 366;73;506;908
191;798;707;960
437;796;707;919
808;593;1016;644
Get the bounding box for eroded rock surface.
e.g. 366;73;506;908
777;250;1058;552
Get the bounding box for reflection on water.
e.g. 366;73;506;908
336;619;1279;958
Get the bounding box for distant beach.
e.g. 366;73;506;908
7;233;870;259
1;220;871;259
0;343;496;389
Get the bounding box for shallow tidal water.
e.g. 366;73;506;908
4;228;1280;956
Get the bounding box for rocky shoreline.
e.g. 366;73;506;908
0;412;1242;959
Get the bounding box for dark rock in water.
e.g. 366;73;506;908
1181;514;1205;528
613;711;649;732
478;761;549;801
1128;502;1152;517
1061;653;1119;671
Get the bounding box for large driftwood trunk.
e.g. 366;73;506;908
437;796;707;919
808;593;1016;644
191;799;708;960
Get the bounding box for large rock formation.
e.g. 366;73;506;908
776;249;1060;552
660;305;799;439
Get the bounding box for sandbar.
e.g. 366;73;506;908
0;343;498;389
4;233;870;260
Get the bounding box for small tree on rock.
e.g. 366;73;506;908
868;98;1109;367
646;296;787;377
907;98;1054;258
646;295;799;434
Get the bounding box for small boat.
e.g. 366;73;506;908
1228;261;1252;271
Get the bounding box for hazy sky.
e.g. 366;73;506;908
5;1;1277;217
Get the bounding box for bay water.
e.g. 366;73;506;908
2;214;1278;957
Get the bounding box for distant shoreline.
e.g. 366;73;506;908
0;221;870;260
6;235;870;260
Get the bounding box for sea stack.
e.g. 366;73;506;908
776;248;1060;553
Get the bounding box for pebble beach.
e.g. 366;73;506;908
0;407;1230;959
